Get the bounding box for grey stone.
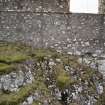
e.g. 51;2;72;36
33;92;40;100
0;68;33;92
56;58;61;63
1;75;11;91
23;101;28;105
27;96;33;104
43;100;49;105
97;84;104;94
25;70;33;84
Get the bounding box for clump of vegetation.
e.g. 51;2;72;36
32;48;60;61
56;65;74;90
0;42;31;64
96;90;105;105
0;80;49;105
56;70;71;89
81;67;95;80
0;42;31;74
0;63;15;75
0;53;30;64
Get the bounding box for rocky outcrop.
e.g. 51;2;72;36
0;61;34;92
0;42;105;105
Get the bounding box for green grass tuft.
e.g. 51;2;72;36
0;53;30;63
56;65;74;90
0;63;15;75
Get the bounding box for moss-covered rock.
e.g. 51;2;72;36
0;80;49;105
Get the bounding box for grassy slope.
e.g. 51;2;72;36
0;42;31;74
0;42;103;105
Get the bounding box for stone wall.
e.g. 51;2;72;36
0;12;105;55
0;0;69;12
99;0;105;14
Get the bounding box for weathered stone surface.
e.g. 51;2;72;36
0;13;105;54
0;0;69;12
99;0;105;14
